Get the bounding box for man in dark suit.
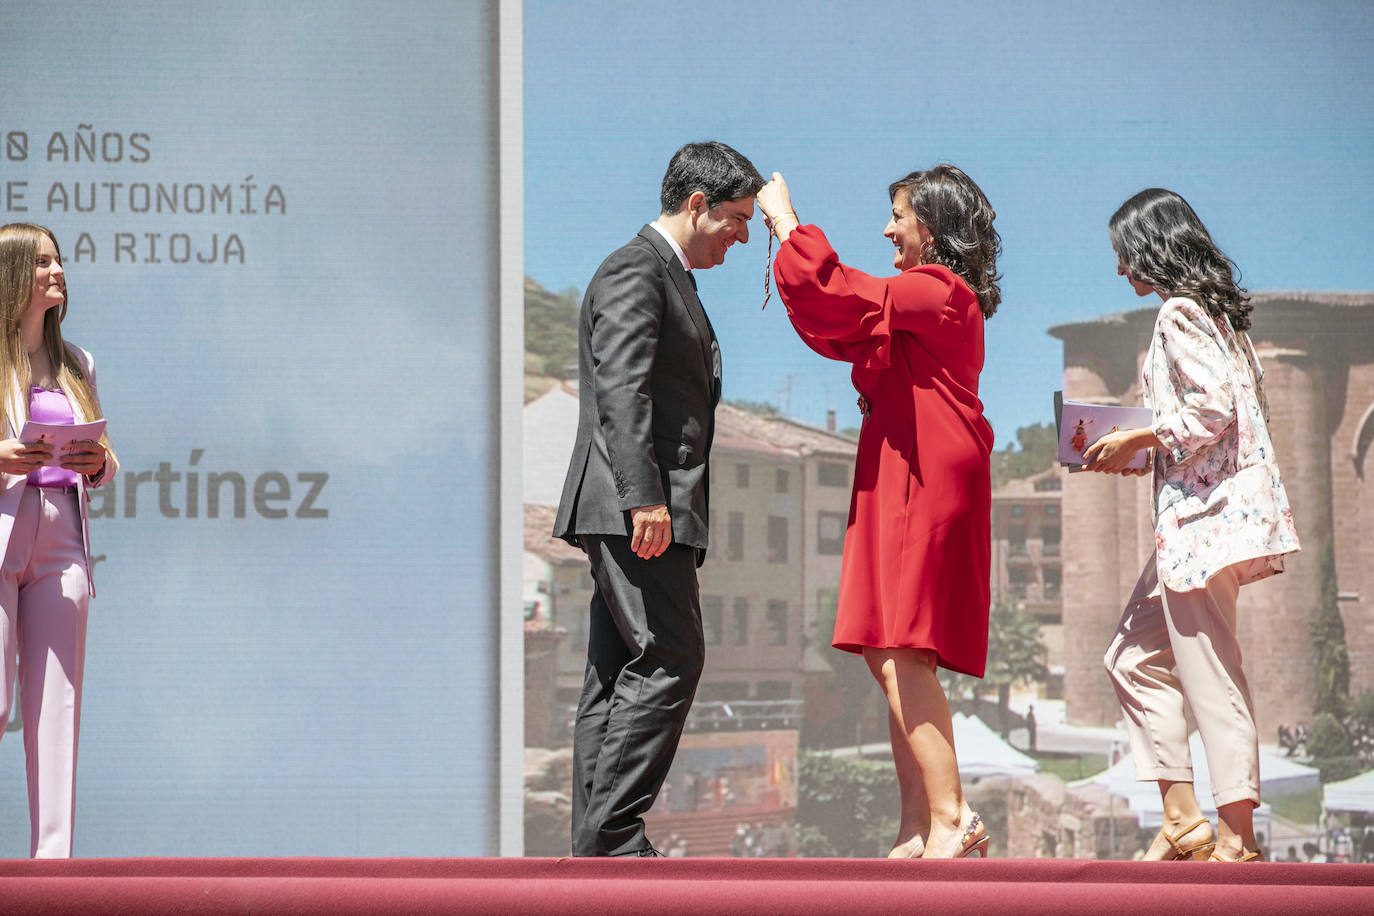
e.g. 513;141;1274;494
554;141;763;857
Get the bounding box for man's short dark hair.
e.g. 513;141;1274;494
659;141;764;214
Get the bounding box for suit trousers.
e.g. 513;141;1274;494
1104;553;1260;808
0;487;90;858
571;534;704;856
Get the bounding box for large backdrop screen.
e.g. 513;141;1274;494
3;0;1371;864
1;0;502;855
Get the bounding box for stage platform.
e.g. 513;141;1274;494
2;856;1371;914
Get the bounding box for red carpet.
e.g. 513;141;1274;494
0;857;1370;914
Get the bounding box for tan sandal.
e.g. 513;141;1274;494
1161;818;1216;861
1209;849;1262;862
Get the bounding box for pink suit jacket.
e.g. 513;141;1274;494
0;342;117;596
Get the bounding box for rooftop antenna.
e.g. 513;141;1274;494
777;374;796;417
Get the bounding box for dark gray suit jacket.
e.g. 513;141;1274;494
554;225;721;564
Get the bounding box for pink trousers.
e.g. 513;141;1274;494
1104;553;1260;809
0;486;90;858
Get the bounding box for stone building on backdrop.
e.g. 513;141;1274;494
990;465;1066;689
523;384;858;738
1050;293;1374;738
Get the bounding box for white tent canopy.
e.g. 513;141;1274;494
830;712;1039;779
1323;769;1374;814
951;712;1039;779
1073;732;1319;827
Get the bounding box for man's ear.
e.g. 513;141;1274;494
686;190;708;220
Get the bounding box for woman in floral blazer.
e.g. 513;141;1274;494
1084;189;1299;863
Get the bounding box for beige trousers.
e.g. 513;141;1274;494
1103;554;1260;808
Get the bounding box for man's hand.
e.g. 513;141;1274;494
629;504;672;559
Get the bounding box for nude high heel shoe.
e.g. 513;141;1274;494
888;836;926;859
957;813;990;858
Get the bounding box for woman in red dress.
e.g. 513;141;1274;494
757;166;999;858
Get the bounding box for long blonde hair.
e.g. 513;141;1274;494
0;223;114;461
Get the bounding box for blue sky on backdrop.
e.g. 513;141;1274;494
525;0;1373;446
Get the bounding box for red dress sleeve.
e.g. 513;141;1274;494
774;224;961;368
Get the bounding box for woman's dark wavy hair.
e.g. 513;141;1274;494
889;164;1001;318
1109;188;1252;331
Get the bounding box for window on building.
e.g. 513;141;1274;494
736;463;750;488
696;681;750;701
563;580;586;645
702;595;723;646
775;469;790;493
730;597;749;646
817;462;848;487
1008;525;1027;555
1035;476;1062;492
1043;566;1062;600
1008;567;1031;599
817;511;846;555
560;601;583;655
818;588;837;620
1041;525;1061;556
1010;504;1025;519
755;681;792;700
1046;504;1059;519
728;512;744;561
766;599;789;646
555;686;582;707
767;516;789;564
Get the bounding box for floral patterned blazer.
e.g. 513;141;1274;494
1143;296;1300;592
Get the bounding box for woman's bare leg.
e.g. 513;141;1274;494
863;647;981;858
1214;799;1258;859
885;707;928;857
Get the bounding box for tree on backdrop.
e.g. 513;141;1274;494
991;422;1057;490
1311;542;1350;720
724;399;780;417
805;585;881;750
1305;541;1369;782
941;596;1048;738
524;277;581;385
794;752;898;857
982;597;1050;737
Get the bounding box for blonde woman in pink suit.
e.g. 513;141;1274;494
0;223;116;858
1084;190;1300;862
